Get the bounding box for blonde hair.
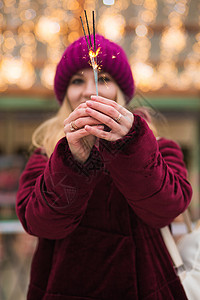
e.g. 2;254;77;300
32;99;72;157
132;106;158;137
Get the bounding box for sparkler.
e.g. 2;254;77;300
80;10;99;96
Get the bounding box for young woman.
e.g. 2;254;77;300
16;34;192;300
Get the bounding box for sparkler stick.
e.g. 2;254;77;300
80;16;90;51
84;10;92;48
80;10;99;96
92;10;98;96
92;11;96;53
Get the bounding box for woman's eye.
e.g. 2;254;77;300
98;75;111;83
71;78;84;85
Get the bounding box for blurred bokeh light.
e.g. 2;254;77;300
0;0;200;93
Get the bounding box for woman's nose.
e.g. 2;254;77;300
83;79;96;99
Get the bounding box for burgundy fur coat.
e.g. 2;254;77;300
16;115;192;299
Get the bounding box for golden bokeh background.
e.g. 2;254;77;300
0;0;200;94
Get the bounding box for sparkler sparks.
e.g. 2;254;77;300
80;10;100;96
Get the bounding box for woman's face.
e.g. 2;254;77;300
66;68;118;110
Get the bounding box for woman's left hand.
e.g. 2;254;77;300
85;95;134;141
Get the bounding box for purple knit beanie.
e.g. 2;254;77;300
54;34;134;105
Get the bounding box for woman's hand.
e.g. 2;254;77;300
84;95;134;141
64;103;103;164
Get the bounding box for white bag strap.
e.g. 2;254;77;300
160;226;184;270
161;210;198;272
182;210;192;233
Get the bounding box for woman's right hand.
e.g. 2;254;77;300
64;103;103;164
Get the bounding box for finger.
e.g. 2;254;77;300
91;95;118;107
85;106;134;137
66;128;92;140
84;125;115;141
64;117;103;133
86;100;120;118
90;95;127;114
87;98;133;127
64;108;89;126
74;102;87;111
75;116;102;129
86;100;128;127
85;106;120;131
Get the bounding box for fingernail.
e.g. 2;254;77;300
86;107;92;113
86;100;92;106
91;95;97;100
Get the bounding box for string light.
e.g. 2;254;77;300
130;0;158;91
158;0;190;90
98;7;126;41
0;0;199;93
103;0;115;5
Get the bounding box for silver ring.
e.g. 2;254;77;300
70;121;79;131
115;113;122;123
